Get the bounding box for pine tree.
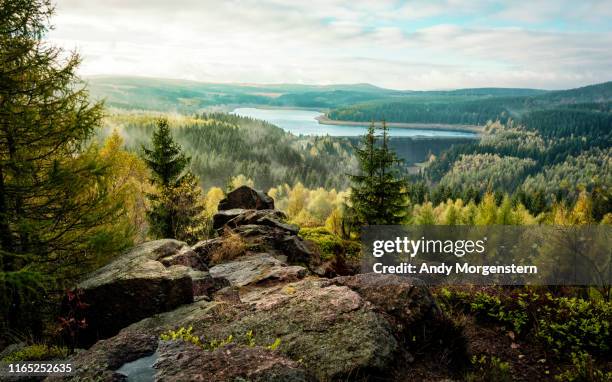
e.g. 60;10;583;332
142;119;206;242
349;121;408;226
1;0;126;335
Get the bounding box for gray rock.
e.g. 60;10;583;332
212;208;248;230
331;273;439;329
218;185;274;211
76;240;195;347
188;269;230;297
191;237;225;265
159;246;208;271
257;215;299;234
65;277;414;381
154;341;315;382
209;253;307;287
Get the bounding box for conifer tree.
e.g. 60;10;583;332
142;119;206;242
349;121;408;226
1;0;126;335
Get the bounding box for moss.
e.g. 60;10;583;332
299;227;360;261
2;344;70;362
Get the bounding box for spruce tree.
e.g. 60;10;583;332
1;0;126;335
142;119;206;242
349;121;408;226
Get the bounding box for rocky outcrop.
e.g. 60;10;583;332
58;187;444;381
75;240;222;347
209;253;308;287
155;341;315;382
61;275;432;381
218;185;274;211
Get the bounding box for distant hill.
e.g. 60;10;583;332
327;81;612;125
534;81;612;104
85;75;555;113
85;76;398;112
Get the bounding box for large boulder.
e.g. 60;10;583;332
212;208;291;232
63;276;429;381
155;341;315;382
331;273;440;331
76;240;203;347
218;185;274;211
209;253;308;287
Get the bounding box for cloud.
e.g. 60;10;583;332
48;0;612;89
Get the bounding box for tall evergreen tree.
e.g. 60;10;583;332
1;0;127;336
142;119;206;242
349;121;408;225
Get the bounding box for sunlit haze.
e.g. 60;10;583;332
50;0;612;90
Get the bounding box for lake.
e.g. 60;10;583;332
231;107;478;138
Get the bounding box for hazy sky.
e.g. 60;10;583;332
49;0;612;90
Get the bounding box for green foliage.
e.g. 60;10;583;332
142;119;207;242
555;352;612;382
266;338;281;351
469;292;530;334
425;116;611;211
465;355;513;382
349;122;408;225
298;227;360;261
2;344;69;362
159;326;281;352
537;295;611;356
142;119;189;188
0;0;132;337
104;112;356;191
437;287;612;359
328;82;611;126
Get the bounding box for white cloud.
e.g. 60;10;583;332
48;0;612;89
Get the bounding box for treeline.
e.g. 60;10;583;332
423;119;611;209
328;96;517;125
327;82;612;127
102;112;357;190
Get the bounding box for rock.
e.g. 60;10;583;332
192;237;225;265
218;185;274;211
212;208;248;230
331;273;439;329
0;342;26;360
159;246;208;271
47;331;159;382
76;240;196;347
154;341;315;382
213;286;242;304
277;235;320;265
67;278;403;381
212;208;290;232
209;253;308;287
188;270;230;297
257;215;299;234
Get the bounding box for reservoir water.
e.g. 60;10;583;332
231;107;477;138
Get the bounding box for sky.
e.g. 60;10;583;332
49;0;612;90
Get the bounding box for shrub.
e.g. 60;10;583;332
555;352;612;382
436;287;612;360
209;229;246;264
538;295;611;356
299;227;360;261
2;344;69;362
465;355;512;382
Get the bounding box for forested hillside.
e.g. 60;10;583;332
327;82;612;125
421;119;611;214
101;112;357;190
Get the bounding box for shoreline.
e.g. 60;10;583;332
316;115;484;134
